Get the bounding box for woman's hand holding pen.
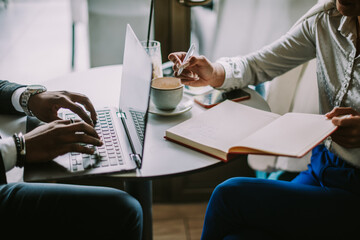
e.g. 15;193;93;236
326;107;360;148
168;52;225;88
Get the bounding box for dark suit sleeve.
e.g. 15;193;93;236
0;80;27;184
0;80;26;115
0;151;7;184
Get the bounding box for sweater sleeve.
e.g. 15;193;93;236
215;11;318;90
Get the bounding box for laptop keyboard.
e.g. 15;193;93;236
129;109;145;145
66;109;123;172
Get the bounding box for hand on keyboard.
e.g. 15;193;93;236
68;109;123;172
24;119;103;164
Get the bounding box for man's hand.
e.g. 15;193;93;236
28;91;97;126
24;120;103;164
326;107;360;148
168;52;225;88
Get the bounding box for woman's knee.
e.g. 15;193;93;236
212;177;255;202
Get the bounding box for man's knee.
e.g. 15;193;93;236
118;191;143;223
106;189;143;223
100;188;143;239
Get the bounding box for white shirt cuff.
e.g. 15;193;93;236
11;87;26;113
0;137;17;171
216;58;247;90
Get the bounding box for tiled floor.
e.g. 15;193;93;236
0;1;206;239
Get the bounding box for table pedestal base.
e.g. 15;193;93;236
125;180;153;240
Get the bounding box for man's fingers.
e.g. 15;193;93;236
54;122;103;151
59;96;94;126
62;133;103;146
67;92;98;125
66;119;81;124
56;143;97;156
62;121;100;139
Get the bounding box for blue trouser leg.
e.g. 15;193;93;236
201;177;359;240
201;145;360;240
0;182;143;239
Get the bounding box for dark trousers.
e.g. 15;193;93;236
0;182;143;239
201;145;360;240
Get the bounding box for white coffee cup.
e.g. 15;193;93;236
151;77;183;110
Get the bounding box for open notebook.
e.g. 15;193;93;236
165;100;337;162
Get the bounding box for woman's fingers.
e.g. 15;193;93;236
176;69;199;80
326;107;358;118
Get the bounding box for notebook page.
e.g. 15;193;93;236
166;100;279;154
233;112;336;157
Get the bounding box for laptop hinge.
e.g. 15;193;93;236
117;111;127;119
130;153;142;169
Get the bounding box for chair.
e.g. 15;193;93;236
247;59;318;177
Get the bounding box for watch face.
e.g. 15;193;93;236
27;85;46;91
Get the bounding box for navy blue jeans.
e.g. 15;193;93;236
0;182;142;239
201;145;360;240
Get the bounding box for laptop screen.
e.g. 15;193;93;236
119;24;152;117
118;24;153;167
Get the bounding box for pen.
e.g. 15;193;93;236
177;43;196;75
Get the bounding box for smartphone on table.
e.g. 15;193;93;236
194;88;251;108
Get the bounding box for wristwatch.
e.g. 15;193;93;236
20;85;47;116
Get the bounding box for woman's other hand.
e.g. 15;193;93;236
326;107;360;148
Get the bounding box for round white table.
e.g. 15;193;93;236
43;65;270;240
45;65;269;177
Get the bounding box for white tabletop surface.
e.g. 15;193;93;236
42;65;270;179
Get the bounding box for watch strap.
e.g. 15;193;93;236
20;85;47;116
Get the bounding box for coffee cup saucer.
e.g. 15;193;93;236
149;95;193;116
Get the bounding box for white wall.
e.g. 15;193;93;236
192;0;318;61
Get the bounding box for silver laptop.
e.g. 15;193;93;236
24;24;152;181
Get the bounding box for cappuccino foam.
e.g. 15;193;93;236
152;77;181;89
